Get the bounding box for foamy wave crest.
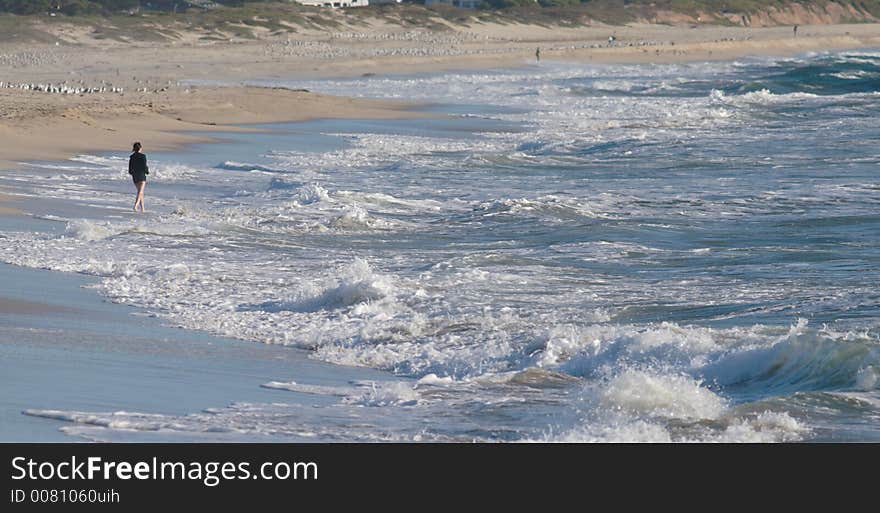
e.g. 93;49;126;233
288;258;396;312
342;381;421;407
542;420;674;443
711;411;810;443
602;370;726;420
335;191;448;213
700;319;880;396
536;319;880;399
294;183;331;205
23;409;193;432
309;307;543;379
741;89;819;103
262;379;421;406
332;204;393;230
55;156;215;183
474;196;603;221
65;219;117;242
21;401;441;442
829;70;879;80
269;133;504;175
712;88;820;107
69;154;124;166
149;163;207;182
19;155;127;182
261;380;357;396
218;161;287;173
265;177;300;191
543;410;809;443
537;322;721;373
66;216;211;241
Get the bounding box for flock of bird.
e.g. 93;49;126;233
327;30;486;43
0;81;126;94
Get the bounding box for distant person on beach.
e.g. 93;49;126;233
535;47;540;62
128;142;149;213
793;25;798;37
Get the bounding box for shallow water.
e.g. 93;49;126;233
2;51;879;442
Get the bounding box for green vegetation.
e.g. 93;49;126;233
0;1;139;15
0;0;877;40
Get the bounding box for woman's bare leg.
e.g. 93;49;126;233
134;181;146;212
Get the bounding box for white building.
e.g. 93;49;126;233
424;0;481;9
182;0;221;8
293;0;369;7
370;0;402;3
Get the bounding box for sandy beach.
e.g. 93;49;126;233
1;19;878;179
0;86;427;171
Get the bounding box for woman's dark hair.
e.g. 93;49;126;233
132;142;142;152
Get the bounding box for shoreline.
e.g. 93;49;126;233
1;22;879;256
0;86;428;172
0;22;877;180
0;263;398;442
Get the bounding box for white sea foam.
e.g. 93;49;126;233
219;161;288;173
538;322;721;372
602;370;727;420
69;154;124;166
539;407;810;443
261;380;359;397
151;163;215;182
545;420;674;443
828;71;877;80
65;219;116;242
708;411;809;443
293;183;331;205
475;196;604;221
24;409;195;432
284;258;396;313
342;381;421;407
332;204;391;230
741;89;819;104
416;373;457;386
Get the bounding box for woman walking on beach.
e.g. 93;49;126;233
128;142;149;213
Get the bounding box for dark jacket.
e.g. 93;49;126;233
128;152;149;181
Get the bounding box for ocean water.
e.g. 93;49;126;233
2;51;879;442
